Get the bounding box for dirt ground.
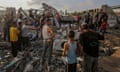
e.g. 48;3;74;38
99;33;120;72
99;48;120;72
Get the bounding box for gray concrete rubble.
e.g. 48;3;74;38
0;3;120;72
0;28;119;72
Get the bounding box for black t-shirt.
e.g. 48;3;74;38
79;31;104;57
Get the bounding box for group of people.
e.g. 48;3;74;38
9;15;55;71
79;9;108;35
1;8;50;57
1;8;108;72
62;24;104;72
9;18;39;58
62;9;107;72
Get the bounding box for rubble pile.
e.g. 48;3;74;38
0;3;119;72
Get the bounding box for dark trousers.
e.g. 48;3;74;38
83;54;98;72
21;37;31;50
4;29;9;41
68;63;77;72
18;36;22;51
11;41;19;57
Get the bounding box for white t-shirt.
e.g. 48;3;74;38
22;24;31;37
42;25;51;40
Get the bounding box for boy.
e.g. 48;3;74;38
10;22;19;58
62;31;81;72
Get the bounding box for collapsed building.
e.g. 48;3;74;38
0;3;120;72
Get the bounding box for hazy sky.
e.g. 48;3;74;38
0;0;120;11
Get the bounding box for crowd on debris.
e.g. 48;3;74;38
0;7;109;72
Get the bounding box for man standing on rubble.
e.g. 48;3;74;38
79;24;104;72
21;18;39;49
41;18;55;70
